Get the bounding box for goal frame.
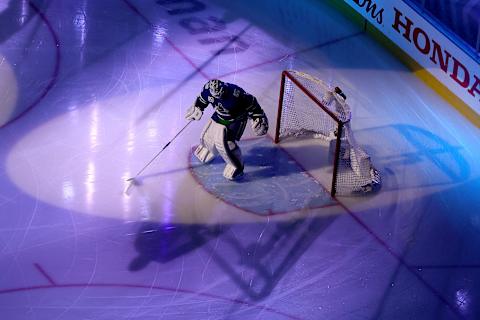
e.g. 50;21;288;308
274;70;345;197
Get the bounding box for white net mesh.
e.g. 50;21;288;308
279;71;339;139
276;70;380;196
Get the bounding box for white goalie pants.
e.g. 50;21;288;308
194;119;244;180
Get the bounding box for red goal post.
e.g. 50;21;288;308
274;70;353;197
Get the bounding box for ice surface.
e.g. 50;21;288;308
1;0;479;319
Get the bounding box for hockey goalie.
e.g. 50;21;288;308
320;86;381;194
186;79;268;181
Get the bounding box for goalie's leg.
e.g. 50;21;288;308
194;119;218;163
215;123;244;180
220;141;244;180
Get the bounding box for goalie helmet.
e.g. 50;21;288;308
209;79;225;98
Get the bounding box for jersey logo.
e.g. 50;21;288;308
215;103;228;115
233;89;240;97
208;96;215;103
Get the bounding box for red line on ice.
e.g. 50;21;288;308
217;31;364;79
121;0;210;80
0;282;303;320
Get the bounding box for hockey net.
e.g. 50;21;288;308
274;70;380;196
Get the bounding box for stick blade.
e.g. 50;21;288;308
124;181;134;196
123;177;142;196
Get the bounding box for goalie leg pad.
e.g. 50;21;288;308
222;143;244;180
217;139;244;175
213;125;244;180
223;163;244;180
194;145;216;163
195;119;218;163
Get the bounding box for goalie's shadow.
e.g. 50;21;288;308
128;214;336;302
201;214;336;301
128;222;225;271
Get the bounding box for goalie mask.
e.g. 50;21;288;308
209;79;225;99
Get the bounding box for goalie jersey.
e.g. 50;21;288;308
194;81;265;126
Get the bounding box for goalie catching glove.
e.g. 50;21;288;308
251;115;268;136
185;105;203;121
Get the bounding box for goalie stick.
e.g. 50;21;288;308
124;120;193;195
